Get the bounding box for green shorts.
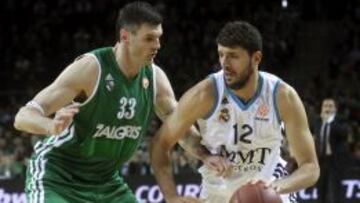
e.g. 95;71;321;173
25;165;137;203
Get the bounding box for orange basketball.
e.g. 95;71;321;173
229;182;282;203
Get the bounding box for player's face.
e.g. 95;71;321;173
218;45;260;89
128;23;162;65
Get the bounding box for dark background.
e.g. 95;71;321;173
0;0;359;202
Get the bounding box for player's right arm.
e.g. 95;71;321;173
150;78;214;203
14;55;99;135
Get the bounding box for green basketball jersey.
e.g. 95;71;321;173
29;47;155;185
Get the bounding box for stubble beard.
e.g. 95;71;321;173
226;61;254;90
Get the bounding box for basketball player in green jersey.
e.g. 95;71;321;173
13;2;203;203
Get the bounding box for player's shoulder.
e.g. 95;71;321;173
151;63;161;70
73;54;99;71
151;63;167;81
55;53;99;77
277;81;296;96
60;54;100;87
259;71;294;96
176;77;216;119
259;71;282;83
61;54;100;83
276;80;299;108
151;63;163;73
183;75;216;105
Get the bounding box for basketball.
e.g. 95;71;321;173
229;182;282;203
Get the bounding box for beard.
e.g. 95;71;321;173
226;61;254;90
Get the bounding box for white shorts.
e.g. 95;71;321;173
198;164;297;203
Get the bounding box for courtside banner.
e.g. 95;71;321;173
124;174;202;203
0;176;26;203
0;172;359;203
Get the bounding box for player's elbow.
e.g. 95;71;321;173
313;163;320;184
308;161;320;187
13;107;38;132
13;107;27;131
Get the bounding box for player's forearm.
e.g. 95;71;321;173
178;127;211;161
14;107;52;135
275;161;319;194
150;140;178;201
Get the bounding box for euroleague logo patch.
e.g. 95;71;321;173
255;103;269;121
142;77;149;89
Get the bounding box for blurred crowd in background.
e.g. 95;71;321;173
0;0;359;180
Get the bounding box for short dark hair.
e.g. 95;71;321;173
216;21;263;54
115;1;162;40
323;97;337;108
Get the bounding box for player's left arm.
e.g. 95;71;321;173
153;65;210;161
273;82;320;194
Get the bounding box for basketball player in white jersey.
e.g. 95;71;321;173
150;21;319;203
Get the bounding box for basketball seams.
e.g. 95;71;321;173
230;183;283;203
256;184;265;203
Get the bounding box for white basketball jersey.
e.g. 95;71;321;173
197;70;296;203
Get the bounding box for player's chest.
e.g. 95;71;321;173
211;104;276;141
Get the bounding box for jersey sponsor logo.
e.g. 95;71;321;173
142;77;149;89
255;103;269;121
105;74;115;92
220;145;272;173
93;123;142;140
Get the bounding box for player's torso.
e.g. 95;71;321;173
71;49;154;161
31;47;155;181
198;70;283;181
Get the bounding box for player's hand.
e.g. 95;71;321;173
249;179;282;193
248;178;270;187
49;103;80;135
202;155;232;177
167;196;203;203
267;179;286;193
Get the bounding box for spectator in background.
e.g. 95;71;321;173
0;151;12;179
350;140;360;167
312;97;349;203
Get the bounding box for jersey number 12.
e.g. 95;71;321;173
233;124;253;145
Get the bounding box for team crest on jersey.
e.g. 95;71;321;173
105;74;114;92
218;108;230;123
142;77;149;89
255;103;269;121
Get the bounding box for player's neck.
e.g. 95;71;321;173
113;42;142;79
232;72;259;103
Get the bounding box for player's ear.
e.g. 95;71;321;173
120;28;129;43
252;50;262;66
